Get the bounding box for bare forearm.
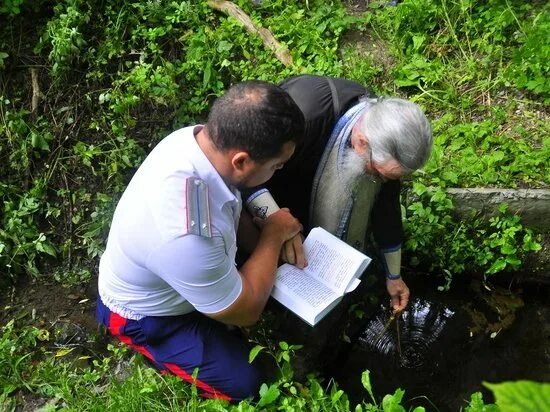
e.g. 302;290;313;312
237;210;260;254
239;232;283;311
209;208;301;326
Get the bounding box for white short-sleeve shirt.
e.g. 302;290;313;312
98;126;243;319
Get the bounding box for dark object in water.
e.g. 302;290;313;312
359;299;465;369
327;287;550;412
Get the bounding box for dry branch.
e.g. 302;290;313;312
30;68;40;115
207;0;294;67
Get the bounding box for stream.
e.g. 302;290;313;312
324;278;550;411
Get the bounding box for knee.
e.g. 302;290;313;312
223;362;263;401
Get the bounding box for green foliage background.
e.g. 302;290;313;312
0;0;548;288
2;0;547;288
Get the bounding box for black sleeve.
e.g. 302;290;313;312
279;75;369;152
264;75;369;227
262;76;337;225
370;179;404;249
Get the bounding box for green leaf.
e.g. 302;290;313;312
31;132;50;151
412;34;426;51
381;388;406;412
395;78;419;87
361;370;377;405
0;51;8;68
248;345;264;364
505;256;521;267
465;391;499;411
203;62;212;89
486;258;507;274
279;341;289;350
217;40;232;53
41;242;57;257
500;244;517;255
442;170;459;184
258;383;280;407
498;203;509;214
331;389;344;403
484;380;550;412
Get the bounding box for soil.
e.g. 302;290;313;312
343;0;376;16
0;274;103;353
0;274;128;411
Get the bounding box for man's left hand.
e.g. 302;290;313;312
386;278;410;313
280;233;307;269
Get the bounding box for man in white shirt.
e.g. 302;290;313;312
96;80;305;401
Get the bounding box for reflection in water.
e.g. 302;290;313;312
359;299;457;368
328;290;550;412
329;296;473;411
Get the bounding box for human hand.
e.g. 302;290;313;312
280;233;307;269
386;277;410;313
254;208;302;244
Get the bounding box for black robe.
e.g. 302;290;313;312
268;74;404;250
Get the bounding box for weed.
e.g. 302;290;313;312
9;319;541;411
403;183;541;288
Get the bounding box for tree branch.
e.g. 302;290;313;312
207;0;294;68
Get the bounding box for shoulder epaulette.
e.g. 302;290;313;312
185;177;212;238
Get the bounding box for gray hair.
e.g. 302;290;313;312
358;97;433;173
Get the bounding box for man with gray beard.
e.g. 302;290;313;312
321;147;371;220
246;75;433;314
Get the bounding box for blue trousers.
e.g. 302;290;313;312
96;298;262;401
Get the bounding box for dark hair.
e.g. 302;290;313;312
206;80;305;161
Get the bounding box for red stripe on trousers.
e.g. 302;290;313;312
163;362;232;401
108;312;154;359
107;311;231;401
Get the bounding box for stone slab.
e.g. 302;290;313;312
446;188;550;232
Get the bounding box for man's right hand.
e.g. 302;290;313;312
254;208;303;244
386;277;410;313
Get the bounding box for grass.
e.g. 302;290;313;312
1;319;501;411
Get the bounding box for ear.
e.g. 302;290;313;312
230;151;254;174
351;125;369;156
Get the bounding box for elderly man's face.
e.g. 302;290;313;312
350;123;405;181
365;149;405;181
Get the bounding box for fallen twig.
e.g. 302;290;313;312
207;0;294;67
30;67;40;115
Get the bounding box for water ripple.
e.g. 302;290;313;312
357;298;457;368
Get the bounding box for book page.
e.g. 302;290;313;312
271;227;371;327
303;227;370;295
275;266;338;310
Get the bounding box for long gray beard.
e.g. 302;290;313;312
321;148;369;213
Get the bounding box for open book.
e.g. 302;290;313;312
271;227;371;326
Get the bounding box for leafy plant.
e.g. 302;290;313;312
505;8;550;100
35;0;91;77
403;183;541;288
0;0;24;15
484;380;550;412
0;320;42;405
464;392;499;412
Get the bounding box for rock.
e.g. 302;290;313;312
446;188;550;231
